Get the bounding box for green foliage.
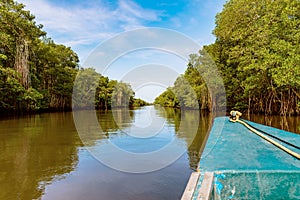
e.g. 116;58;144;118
0;66;24;109
23;88;43;110
0;54;7;62
73;68;101;109
0;66;43;110
0;0;45;69
154;88;179;107
111;82;134;108
155;0;300;115
132;98;149;107
211;0;300;115
73;68;141;110
154;49;223;111
173;75;199;109
0;1;162;112
0;1;78;111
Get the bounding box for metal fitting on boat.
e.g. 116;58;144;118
229;110;242;122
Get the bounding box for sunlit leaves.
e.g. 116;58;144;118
0;1;78;111
212;0;300;114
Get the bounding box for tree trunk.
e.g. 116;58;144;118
105;92;108;110
14;37;30;89
248;96;251;115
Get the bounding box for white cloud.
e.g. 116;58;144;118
16;0;227;101
23;1;95;33
117;0;160;21
17;0;226;65
18;0;163;61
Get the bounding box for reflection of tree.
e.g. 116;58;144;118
73;109;135;146
154;106;181;127
155;106;213;170
187;112;213;170
0;112;81;199
98;109;134;132
245;114;300;134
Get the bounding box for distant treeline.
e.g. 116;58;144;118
155;0;300;116
72;68;149;110
0;0;148;112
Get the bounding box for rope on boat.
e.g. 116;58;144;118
239;119;300;150
229;111;300;160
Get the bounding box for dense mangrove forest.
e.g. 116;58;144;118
1;0;300;199
1;0;299;115
0;0;148;112
155;0;300;116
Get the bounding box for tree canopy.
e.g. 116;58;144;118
0;0;79;111
212;0;300;115
155;0;300;116
0;0;148;112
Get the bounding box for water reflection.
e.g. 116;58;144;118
42;106;214;199
187;112;213;170
0;106;214;199
2;107;300;199
0;112;81;200
154;106;213;170
245;114;300;134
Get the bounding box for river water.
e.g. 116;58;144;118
0;106;299;200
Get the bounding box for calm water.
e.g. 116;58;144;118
0;106;212;200
0;106;299;200
244;114;300;134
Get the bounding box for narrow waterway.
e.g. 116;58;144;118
0;106;299;199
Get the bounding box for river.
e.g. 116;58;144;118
0;106;299;200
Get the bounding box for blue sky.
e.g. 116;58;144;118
18;0;227;102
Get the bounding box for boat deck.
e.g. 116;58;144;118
182;116;300;199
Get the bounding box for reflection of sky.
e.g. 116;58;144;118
108;125;175;153
132;106;154;128
108;106;174;153
81;105;193;173
42;147;193;200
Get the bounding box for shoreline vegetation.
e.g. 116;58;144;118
155;0;300;116
1;0;300;116
0;1;149;114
